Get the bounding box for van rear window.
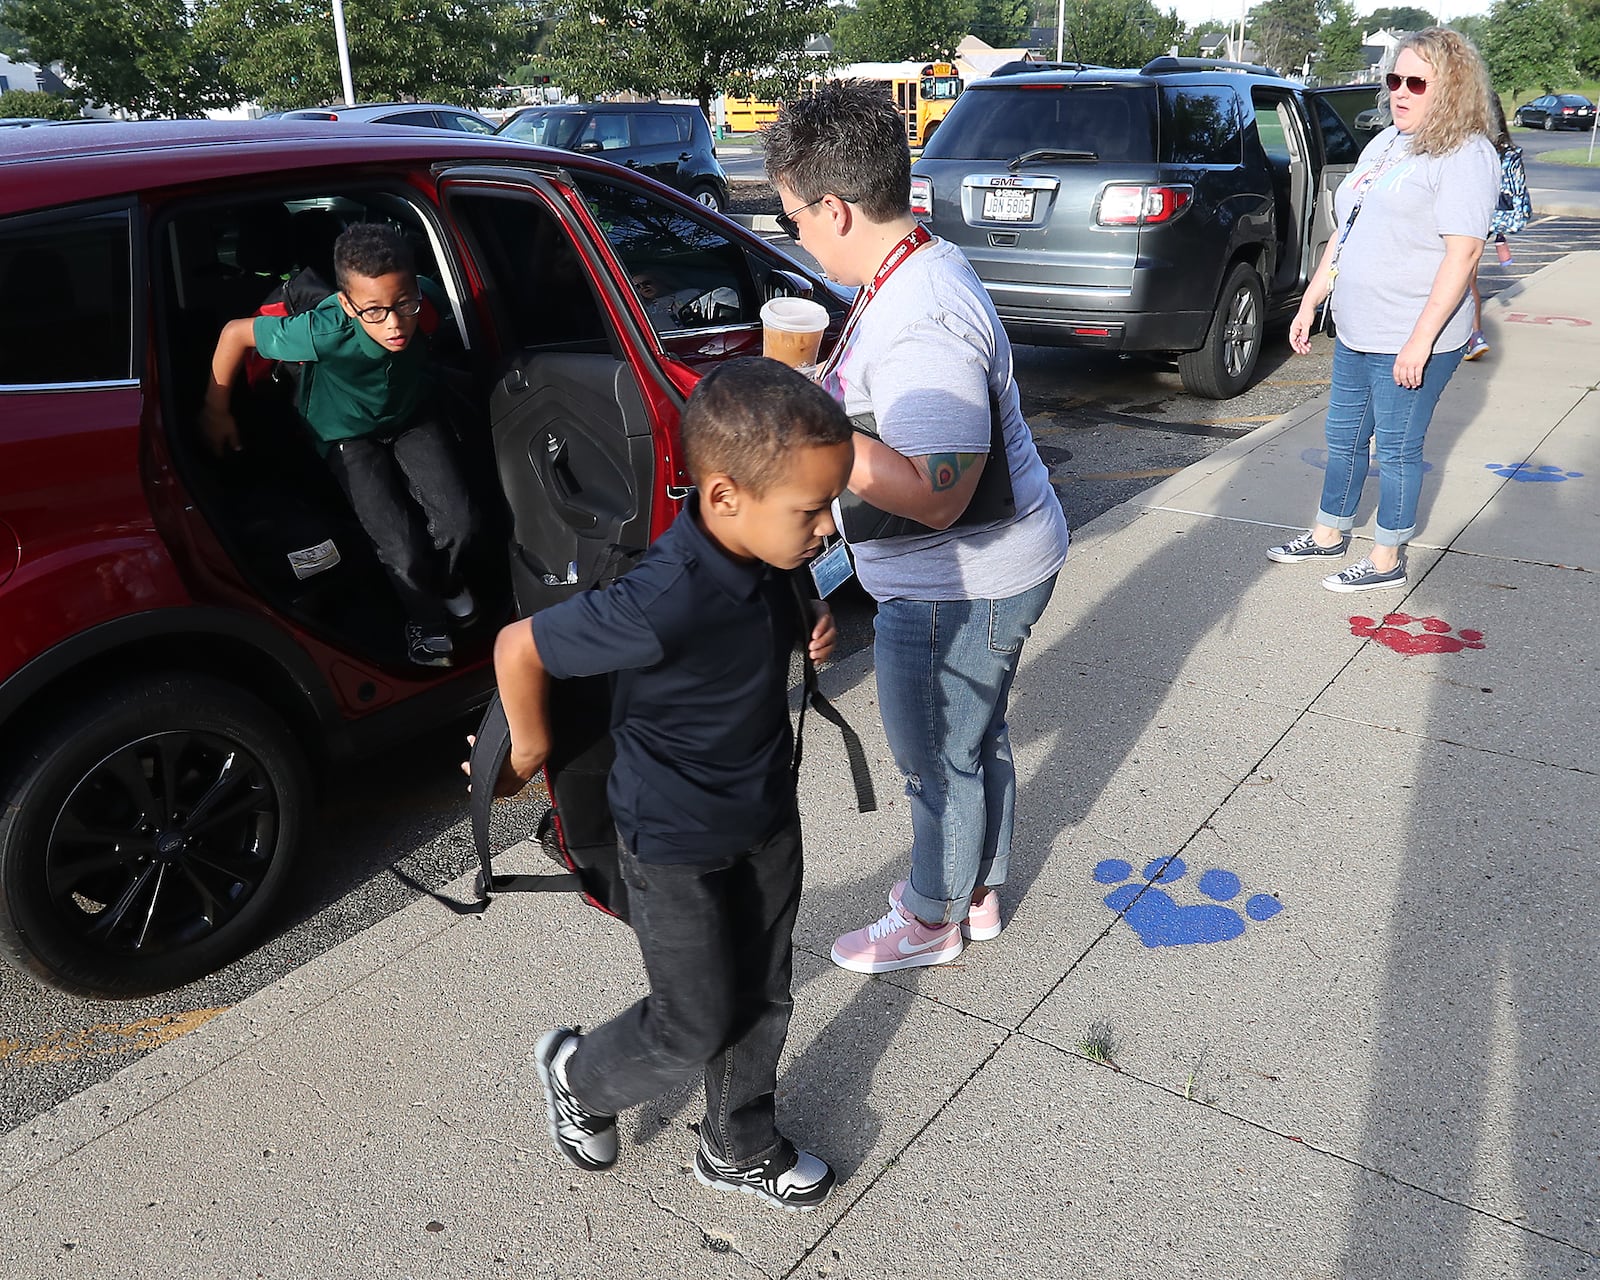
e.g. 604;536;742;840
920;84;1156;164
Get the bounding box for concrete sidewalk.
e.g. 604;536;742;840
3;260;1597;1279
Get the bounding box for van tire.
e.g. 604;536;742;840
1179;262;1265;400
0;673;307;997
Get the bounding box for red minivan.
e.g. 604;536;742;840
0;122;843;997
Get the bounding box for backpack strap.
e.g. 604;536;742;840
787;572;877;813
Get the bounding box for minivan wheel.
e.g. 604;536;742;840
0;674;308;997
688;183;725;212
1178;262;1265;399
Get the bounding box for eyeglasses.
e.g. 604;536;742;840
776;195;829;241
346;296;424;323
1385;73;1429;95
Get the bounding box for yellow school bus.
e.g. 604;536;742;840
722;61;964;146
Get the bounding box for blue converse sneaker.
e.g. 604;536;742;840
693;1133;836;1213
534;1027;618;1172
1266;530;1349;563
1463;329;1489;361
1322;556;1406;593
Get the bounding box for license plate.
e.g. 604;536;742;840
982;188;1036;221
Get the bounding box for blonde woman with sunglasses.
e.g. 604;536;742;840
1267;29;1499;592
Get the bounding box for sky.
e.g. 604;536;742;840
1161;0;1490;31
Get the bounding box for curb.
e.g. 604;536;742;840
727;212;782;233
1530;186;1600;218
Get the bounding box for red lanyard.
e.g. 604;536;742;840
818;222;933;381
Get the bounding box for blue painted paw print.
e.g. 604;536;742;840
1484;462;1583;483
1093;857;1283;948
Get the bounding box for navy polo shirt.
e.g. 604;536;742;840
530;498;802;864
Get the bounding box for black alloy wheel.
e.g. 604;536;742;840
0;674;308;996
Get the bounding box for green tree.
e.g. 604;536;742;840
1448;12;1489;47
1480;0;1574;98
540;0;836;116
1574;0;1600;79
8;0;235;117
1316;0;1363;78
1362;5;1432;30
1249;0;1318;74
1057;0;1182;68
833;0;974;63
195;0;515;113
1;6;27;59
0;85;79;116
970;0;1032;48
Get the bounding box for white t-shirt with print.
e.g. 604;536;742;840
820;239;1070;603
1330;126;1499;354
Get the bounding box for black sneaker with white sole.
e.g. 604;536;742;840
534;1027;618;1172
406;623;454;668
693;1133;836;1213
1265;530;1349;563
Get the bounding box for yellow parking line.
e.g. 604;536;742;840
0;1007;229;1065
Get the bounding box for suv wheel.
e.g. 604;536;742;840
0;674;308;996
1178;262;1265;400
687;183;725;212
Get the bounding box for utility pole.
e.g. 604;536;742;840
332;0;357;106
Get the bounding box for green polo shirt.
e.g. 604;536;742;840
253;278;444;449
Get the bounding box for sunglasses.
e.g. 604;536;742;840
1385;73;1429;94
775;195;828;241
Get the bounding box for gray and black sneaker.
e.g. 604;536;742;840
534;1027;618;1172
693;1133;836;1213
406;623;454;668
1322;556;1407;593
1265;530;1349;563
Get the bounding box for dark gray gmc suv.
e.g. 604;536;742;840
911;59;1366;397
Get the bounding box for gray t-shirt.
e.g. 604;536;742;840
820;239;1070;602
1330;126;1499;354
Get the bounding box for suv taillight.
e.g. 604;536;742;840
1097;184;1193;227
910;175;933;220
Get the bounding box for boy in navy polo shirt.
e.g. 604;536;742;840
487;358;852;1212
201;222;477;668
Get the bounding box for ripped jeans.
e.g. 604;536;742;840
873;573;1058;927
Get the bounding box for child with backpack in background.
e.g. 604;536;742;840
1465;97;1531;360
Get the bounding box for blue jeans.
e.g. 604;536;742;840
1315;340;1464;548
873;574;1058;927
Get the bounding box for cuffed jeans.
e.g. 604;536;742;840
874;573;1058;927
566;817;802;1166
1316;340;1464;548
324;415;475;629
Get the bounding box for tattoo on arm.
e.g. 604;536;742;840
925;452;985;493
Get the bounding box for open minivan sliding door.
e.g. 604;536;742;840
444;172;683;918
1305;89;1366;282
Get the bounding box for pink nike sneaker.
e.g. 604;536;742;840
889;880;1002;941
831;904;963;974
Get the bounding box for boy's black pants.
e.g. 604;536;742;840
566;815;803;1167
324;414;474;631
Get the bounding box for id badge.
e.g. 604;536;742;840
809;538;854;597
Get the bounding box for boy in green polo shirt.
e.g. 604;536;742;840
202;222;478;668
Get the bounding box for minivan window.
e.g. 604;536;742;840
920;84;1155;164
1161;87;1242;165
499;109;585;149
634;113;684;146
1310;95;1361;166
0;210;133;387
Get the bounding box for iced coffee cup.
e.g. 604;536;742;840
760;297;829;370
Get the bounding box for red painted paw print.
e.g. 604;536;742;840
1349;613;1486;656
